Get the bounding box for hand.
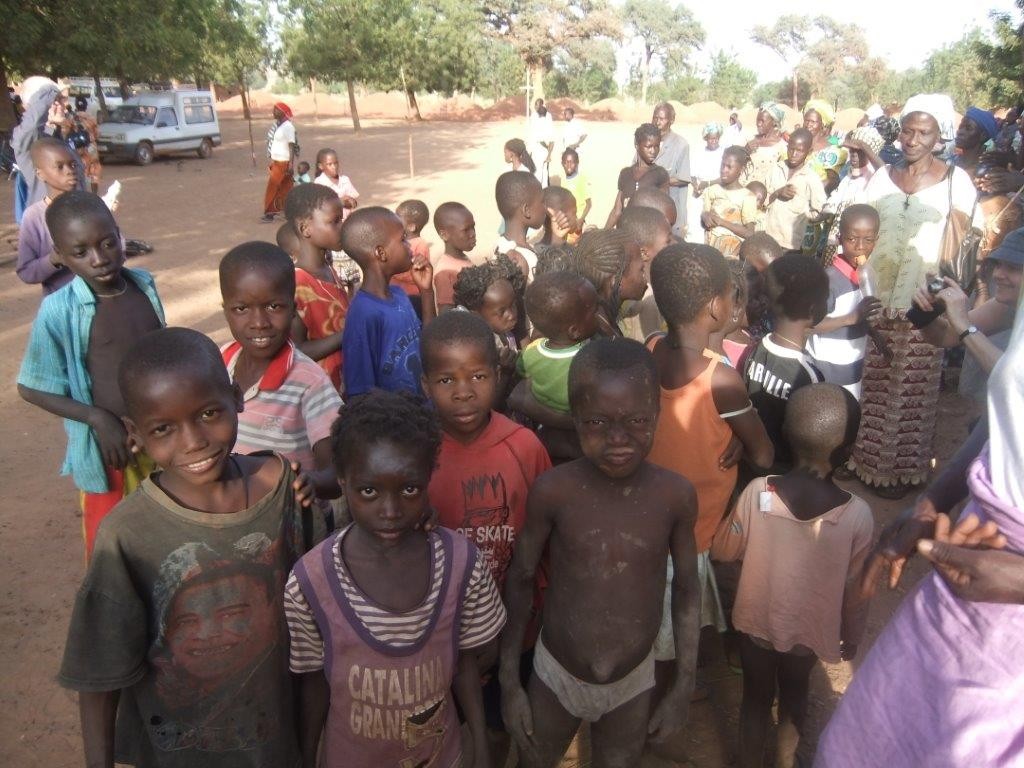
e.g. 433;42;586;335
912;281;937;313
839;641;857;661
718;435;743;470
934;278;970;331
975;167;1024;196
89;408;132;469
933;511;1006;550
546;206;572;240
647;684;689;742
341;195;357;210
700;211;717;231
918;520;1024;604
409;252;434;293
774;184;797;202
859;497;939;598
501;685;536;760
978;149;1014;168
416;506;438;532
854;296;883;324
290;461;315;508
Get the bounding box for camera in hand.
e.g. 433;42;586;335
905;277;948;329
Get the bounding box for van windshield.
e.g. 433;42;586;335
109;105;157;125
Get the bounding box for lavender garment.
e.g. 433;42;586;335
15;200;73;294
814;452;1024;768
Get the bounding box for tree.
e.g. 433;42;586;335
706;51;756;108
546;38;617;102
621;0;704;105
483;0;620;102
750;15;810;111
194;0;270;120
798;18;868;102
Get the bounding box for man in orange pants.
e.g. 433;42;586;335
263;102;297;222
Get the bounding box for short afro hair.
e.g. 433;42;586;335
315;147;338;168
433;201;472;233
452;254;526;311
219;241;296;297
330;389;440;476
542;185;577;215
789;127;813;146
650;244;730;325
568;336;658;414
839;203;880;233
739;232;783;266
627;187;676;224
617;206;670;250
338;206;403;264
525;270;593;339
396;199;429;232
783;383;861;468
284;183;339;225
420;309;499;374
45;190;116;244
534;243;578;277
118;328;231;420
634;122;661;145
276;221;300;255
765;252;829;322
495;170;542;219
30;135;76;163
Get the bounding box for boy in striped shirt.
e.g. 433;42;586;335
218;243;343;520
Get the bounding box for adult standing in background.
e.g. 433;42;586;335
529;98;555;186
745;103;788;188
262;102;297;223
723;112;744;147
651;102;691;238
560;107;587;156
804;98;847;194
688;122;726;239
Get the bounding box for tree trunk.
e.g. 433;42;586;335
311;77;319;120
791;71;799;112
93;73;108;120
530;61;546;101
346;80;361;132
406;88;422;121
239;79;252;121
0;57;14;135
641;48;652;105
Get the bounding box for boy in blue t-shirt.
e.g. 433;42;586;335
340;206;436;396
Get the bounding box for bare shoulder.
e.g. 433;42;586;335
530;461;583;500
642;462;697;518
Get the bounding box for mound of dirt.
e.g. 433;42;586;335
834;107;865;134
688;101;731;125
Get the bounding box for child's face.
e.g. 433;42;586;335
379;216;413;274
222;270;296;362
302;197;346;251
720;154;744;186
562;153;578;177
838;216;879;264
124;369;242;489
35;145;79;194
422;340;497;444
318;153;339;179
636;134;661;165
618;243;649;301
574;370;658;480
786;135;811;168
52;211;126;294
342;439;432;546
479;278;518;335
441;210;477;253
297;162;310;175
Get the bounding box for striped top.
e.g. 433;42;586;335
806;257;868;398
285;526;506;672
223;341;343;470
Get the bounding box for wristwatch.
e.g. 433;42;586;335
958;325;979;343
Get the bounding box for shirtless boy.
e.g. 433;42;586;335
501;337;699;767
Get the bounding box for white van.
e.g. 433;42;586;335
97;90;221;165
65;77;123;118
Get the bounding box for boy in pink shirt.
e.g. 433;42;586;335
433;201;477;311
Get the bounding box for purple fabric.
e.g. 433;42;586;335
815;451;1024;767
15;200;72;294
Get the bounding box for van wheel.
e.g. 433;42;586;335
134;141;154;166
197;138;213;159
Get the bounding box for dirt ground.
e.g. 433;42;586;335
0;114;977;767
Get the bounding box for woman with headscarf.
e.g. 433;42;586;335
688;122;726;239
262;102;297;222
745;103;788;187
848;95;981;498
803;98;848;194
814;285;1024;767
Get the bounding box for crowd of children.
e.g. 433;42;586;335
15;96;1020;768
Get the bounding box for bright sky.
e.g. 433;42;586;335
617;0;1021;84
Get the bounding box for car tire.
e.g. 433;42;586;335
197;138;213;159
134;141;154;166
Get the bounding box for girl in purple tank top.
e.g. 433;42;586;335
284;391;507;768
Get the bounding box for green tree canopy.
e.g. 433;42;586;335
622;0;705;105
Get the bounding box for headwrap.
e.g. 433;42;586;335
759;102;785;127
874;116;900;144
965;106;998;142
865;103;884;121
702;122;723;138
901;93;956;142
848;125;884;155
273;101;293;120
804;98;835;127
